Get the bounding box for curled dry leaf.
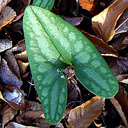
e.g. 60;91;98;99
115;8;128;35
10;0;31;21
1;103;18;128
115;85;128;122
3;86;25;110
7;122;40;128
110;97;128;126
0;0;11;12
15;50;28;62
17;60;29;74
0;86;25;110
111;33;128;51
12;39;26;53
4;50;21;78
55;123;64;128
68;96;105;128
25;100;42;111
0;6;16;30
61;16;84;26
83;31;118;54
35;114;51;128
117;58;128;74
79;0;99;15
0;59;22;88
0;39;12;53
16;110;43;125
92;0;128;42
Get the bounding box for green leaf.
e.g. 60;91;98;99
23;6;119;124
33;0;55;10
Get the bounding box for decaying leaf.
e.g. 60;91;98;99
115;85;128;122
16;110;43;125
15;50;28;62
0;0;11;12
115;7;128;35
61;16;84;26
1;103;18;128
55;123;64;128
0;59;22;88
4;50;21;78
110;97;128;126
0;86;25;110
0;39;12;53
92;0;128;42
0;6;16;30
35;113;51;128
68;96;105;128
83;31;118;54
18;60;29;74
7;122;40;128
79;0;99;15
25;100;42;111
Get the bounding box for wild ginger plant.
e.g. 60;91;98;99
23;5;119;124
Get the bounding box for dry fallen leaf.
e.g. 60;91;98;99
68;96;105;128
1;103;18;128
110;97;128;126
79;0;99;15
4;50;21;78
0;59;22;88
0;39;12;53
0;86;25;110
6;122;40;128
82;31;118;54
92;0;128;42
18;60;29;74
115;85;128;123
15;50;28;62
16;110;43;125
0;6;16;30
0;0;11;12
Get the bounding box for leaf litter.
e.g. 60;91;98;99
0;0;128;127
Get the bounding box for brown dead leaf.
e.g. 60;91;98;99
35;114;51;128
0;6;16;30
110;97;128;126
16;110;44;126
4;50;21;78
115;7;128;35
55;123;64;128
117;58;128;74
111;33;128;51
6;122;40;128
15;50;28;62
83;31;118;54
25;100;42;111
61;16;84;26
68;96;105;128
0;86;25;110
2;103;18;128
92;0;128;42
79;0;99;15
0;59;22;88
18;60;29;74
10;0;31;22
0;39;12;53
115;85;128;123
3;86;25;110
0;0;11;12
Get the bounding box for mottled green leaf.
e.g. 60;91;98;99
33;0;55;10
23;6;119;124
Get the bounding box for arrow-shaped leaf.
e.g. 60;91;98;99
23;6;119;124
